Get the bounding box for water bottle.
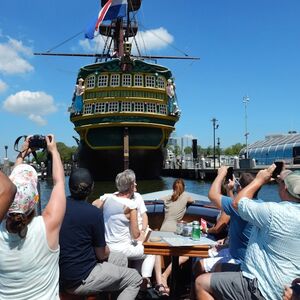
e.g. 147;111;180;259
192;220;201;240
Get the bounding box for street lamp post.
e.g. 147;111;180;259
217;137;220;167
243;96;250;159
211;118;219;169
4;145;8;159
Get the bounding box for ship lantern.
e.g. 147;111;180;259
124;42;132;54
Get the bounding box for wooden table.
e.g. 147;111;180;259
143;231;215;299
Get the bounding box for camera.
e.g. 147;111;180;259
225;167;234;182
28;135;47;149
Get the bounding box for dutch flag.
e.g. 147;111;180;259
85;0;127;39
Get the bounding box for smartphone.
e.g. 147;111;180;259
272;161;284;178
225;167;234;181
291;283;300;295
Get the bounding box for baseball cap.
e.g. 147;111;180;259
69;168;93;199
280;170;300;199
8;164;39;215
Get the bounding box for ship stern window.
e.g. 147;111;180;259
122;74;132;86
133;102;145;112
86;76;96;89
147;103;157;113
145;75;156;87
108;102;119;112
94;102;106;113
97;75;108;87
134;74;143;86
158;104;167;115
83;103;93;114
110;74;120;86
121;102;132;112
157;76;165;89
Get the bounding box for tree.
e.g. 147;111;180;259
206;146;212;156
224;143;245;156
32;142;77;163
184;146;192;154
174;145;181;156
57;142;77;162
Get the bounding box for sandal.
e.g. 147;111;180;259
154;284;170;297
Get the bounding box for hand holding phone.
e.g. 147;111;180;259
272;161;284;179
225;167;234;181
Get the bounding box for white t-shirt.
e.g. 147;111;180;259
100;193;137;249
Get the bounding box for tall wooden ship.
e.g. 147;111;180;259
36;0;198;180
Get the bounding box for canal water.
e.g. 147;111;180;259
38;176;281;210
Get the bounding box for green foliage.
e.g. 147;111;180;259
184;146;192;154
206;146;212;156
174;145;181;156
35;151;47;163
223;143;245;156
57;142;77;162
30;142;77;163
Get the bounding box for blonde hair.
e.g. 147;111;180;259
171;178;185;201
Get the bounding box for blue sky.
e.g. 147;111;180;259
1;0;300;160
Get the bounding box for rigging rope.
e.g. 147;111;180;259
46;30;84;53
99;24;112;62
139;23;189;57
128;9;142;57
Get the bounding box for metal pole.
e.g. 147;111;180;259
4;145;8;158
211;118;218;169
243;96;250;159
217;137;220;167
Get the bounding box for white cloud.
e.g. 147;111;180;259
79;35;107;52
28;114;47;126
183;134;195;139
0;79;8;93
0;37;34;75
78;27;173;54
3;90;57;126
134;27;174;52
8;38;32;56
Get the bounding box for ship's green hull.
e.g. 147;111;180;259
75;140;164;180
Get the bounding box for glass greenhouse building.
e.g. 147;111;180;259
239;133;300;165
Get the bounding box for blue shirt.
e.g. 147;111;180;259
59;197;106;289
238;198;300;300
221;195;253;261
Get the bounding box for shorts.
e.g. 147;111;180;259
210;271;265;300
203;248;241;272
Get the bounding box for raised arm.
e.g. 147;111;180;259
42;135;66;249
208;166;228;209
232;165;275;210
14;136;32;168
0;171;16;221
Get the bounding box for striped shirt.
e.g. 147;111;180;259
238;198;300;300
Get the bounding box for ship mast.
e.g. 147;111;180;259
33;0;200;176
